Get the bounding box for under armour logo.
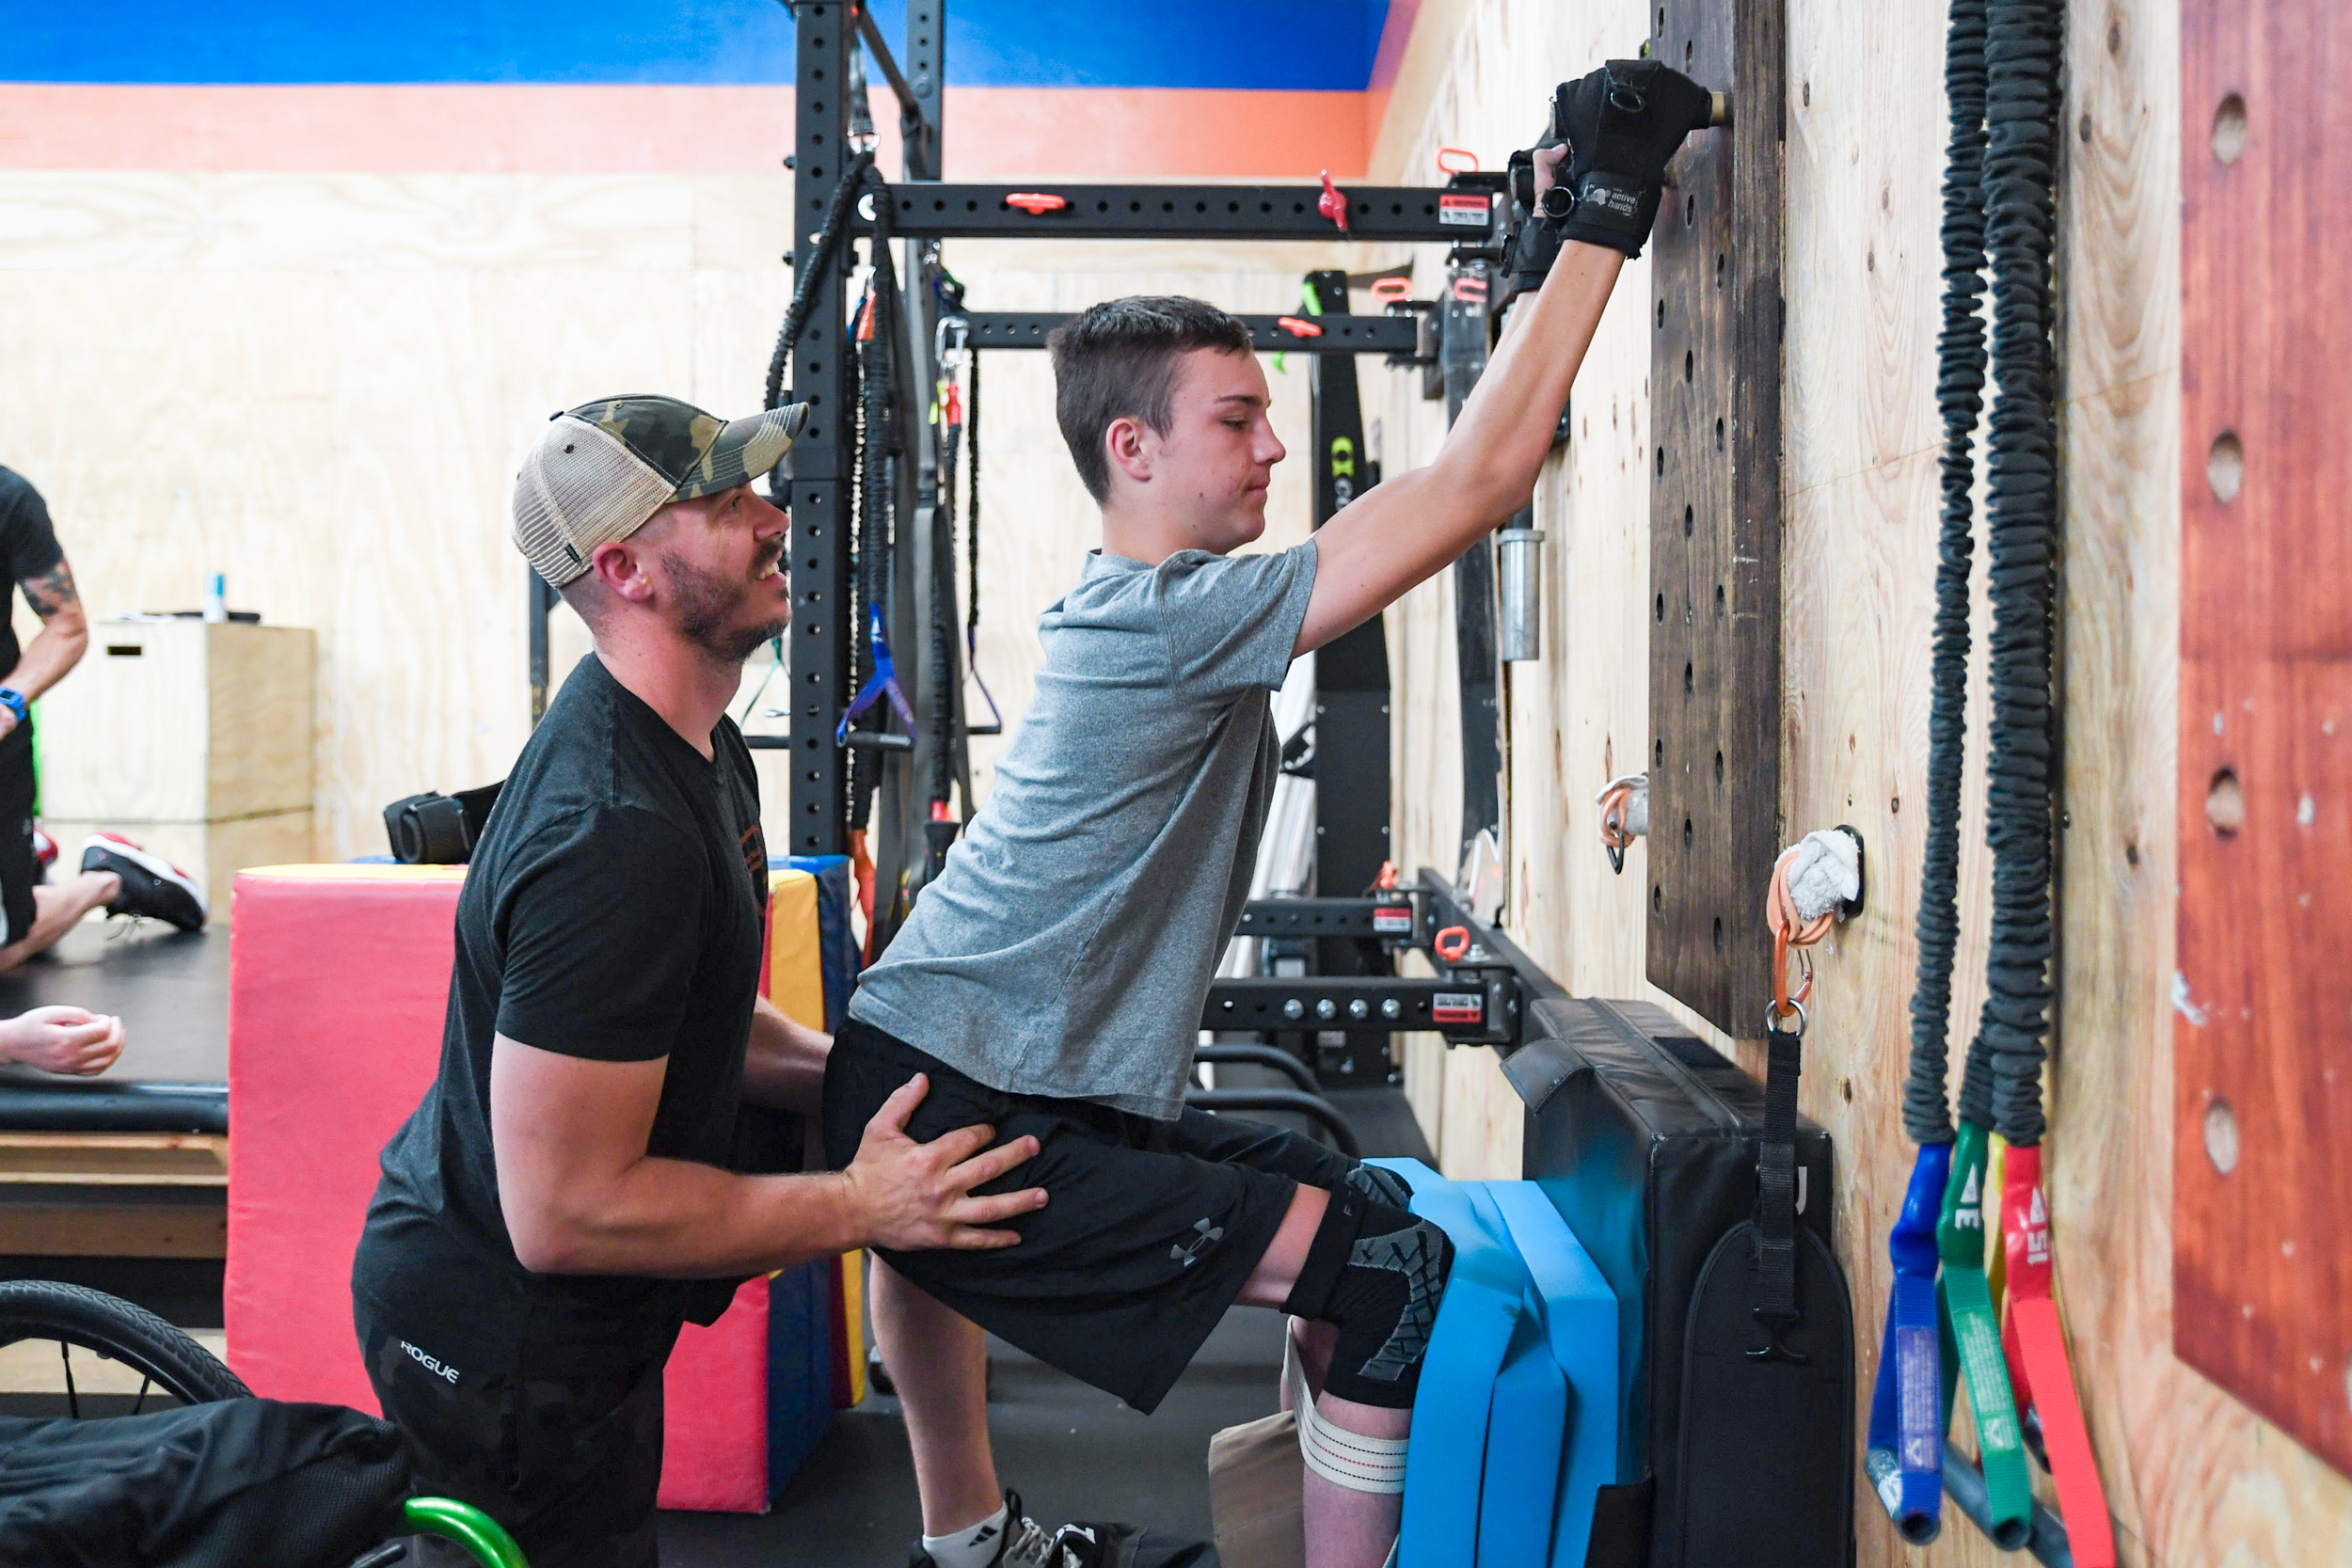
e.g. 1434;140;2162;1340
1171;1218;1225;1268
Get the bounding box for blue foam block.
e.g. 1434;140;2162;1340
1472;1204;1568;1566
1375;1159;1518;1568
1491;1181;1621;1566
764;1260;836;1497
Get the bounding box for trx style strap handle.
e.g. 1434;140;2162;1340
2000;1145;2117;1568
1749;1005;1806;1362
1936;1121;2033;1548
1867;1141;1952;1542
837;602;919;747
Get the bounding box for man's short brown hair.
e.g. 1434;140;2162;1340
1045;296;1254;503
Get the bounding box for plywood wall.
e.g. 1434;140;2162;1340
1362;0;2352;1562
0;172;1344;870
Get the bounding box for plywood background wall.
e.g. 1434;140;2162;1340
0;172;1345;866
1359;0;2352;1563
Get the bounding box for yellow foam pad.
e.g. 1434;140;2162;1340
765;868;825;1031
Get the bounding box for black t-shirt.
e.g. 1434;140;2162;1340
0;467;67;677
352;654;768;1379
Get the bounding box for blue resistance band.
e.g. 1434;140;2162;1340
1866;1140;1951;1544
835;602;918;747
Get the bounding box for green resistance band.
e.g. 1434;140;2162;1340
405;1497;530;1568
1935;1119;2032;1549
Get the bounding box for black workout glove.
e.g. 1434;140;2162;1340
1542;58;1715;260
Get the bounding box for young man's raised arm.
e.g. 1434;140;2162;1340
1295;236;1620;656
1295;59;1716;657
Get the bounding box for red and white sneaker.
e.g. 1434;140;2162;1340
79;832;207;932
30;827;56;881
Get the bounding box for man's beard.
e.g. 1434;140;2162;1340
660;548;789;666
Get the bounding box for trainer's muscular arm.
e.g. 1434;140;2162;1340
740;993;829;1114
491;1036;1045;1277
1293;234;1619;658
0;558;88;733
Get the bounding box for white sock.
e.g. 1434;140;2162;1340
923;1501;1011;1568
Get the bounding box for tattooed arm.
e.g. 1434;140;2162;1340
0;558;91;730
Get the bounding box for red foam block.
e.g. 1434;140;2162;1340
226;868;469;1411
226;866;816;1513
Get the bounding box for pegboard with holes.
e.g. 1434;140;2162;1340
1645;0;1785;1041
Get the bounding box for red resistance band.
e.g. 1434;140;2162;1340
1998;1145;2116;1568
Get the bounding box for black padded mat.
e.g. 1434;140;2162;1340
0;920;227;1085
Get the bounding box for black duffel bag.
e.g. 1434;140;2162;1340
1505;997;1854;1568
0;1398;411;1567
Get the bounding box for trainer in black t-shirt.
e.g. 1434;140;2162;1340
0;468;66;681
352;653;768;1380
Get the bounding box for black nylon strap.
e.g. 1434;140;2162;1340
1751;1020;1805;1354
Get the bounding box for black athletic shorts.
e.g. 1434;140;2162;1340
356;1301;667;1568
0;720;37;946
823;1015;1358;1415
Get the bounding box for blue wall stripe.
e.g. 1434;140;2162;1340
1;2;1389;90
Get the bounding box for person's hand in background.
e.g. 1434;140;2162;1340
0;1006;124;1075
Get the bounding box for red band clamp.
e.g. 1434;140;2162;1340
1317;169;1349;233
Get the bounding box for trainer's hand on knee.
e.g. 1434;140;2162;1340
1;1006;125;1076
842;1073;1047;1251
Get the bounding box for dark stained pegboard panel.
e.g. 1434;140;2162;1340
2174;0;2352;1478
1645;0;1785;1040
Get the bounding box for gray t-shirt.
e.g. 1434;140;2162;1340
849;539;1319;1118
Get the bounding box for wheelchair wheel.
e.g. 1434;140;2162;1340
0;1278;251;1416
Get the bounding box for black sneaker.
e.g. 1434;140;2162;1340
80;833;207;932
908;1492;1128;1568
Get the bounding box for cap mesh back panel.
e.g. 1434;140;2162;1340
513;416;675;587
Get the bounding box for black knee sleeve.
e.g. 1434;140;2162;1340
1281;1186;1454;1409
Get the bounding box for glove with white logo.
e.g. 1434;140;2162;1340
1542;59;1715;260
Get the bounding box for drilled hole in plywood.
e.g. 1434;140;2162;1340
2204;1099;2241;1174
1656;446;1665;476
1683;661;1694;696
2207;768;2245;835
1715;417;1725;451
1657;299;1666;329
2208;430;2244;502
1684;192;1696;227
1683;504;1694;537
1715;583;1726;616
1655;593;1665;624
1655;736;1665;768
1652;883;1664;915
1714;750;1724;787
2213;93;2248;165
1683;816;1693;849
1684;349;1694;383
1711;915;1724;952
1684;39;1694;71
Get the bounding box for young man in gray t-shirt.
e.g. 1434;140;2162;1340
825;64;1712;1568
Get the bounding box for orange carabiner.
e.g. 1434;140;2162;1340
1436;147;1481;175
1434;926;1471;964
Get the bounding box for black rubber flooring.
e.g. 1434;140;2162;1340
0;917;227;1084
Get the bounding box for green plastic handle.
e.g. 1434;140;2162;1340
404;1497;530;1568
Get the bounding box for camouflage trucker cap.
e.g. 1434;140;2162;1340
512;395;808;588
